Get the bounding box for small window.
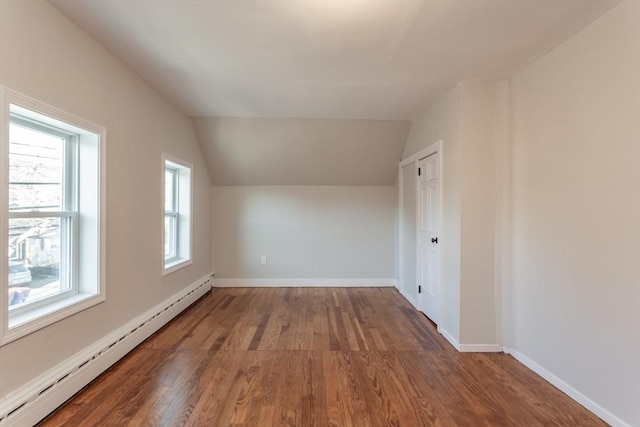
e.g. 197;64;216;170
1;88;106;345
163;154;192;274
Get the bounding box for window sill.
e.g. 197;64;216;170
163;258;192;276
2;292;105;346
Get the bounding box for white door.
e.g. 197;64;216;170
418;153;440;324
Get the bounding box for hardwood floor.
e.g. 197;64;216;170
40;288;606;426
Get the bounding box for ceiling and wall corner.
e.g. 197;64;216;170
49;0;618;121
49;0;620;191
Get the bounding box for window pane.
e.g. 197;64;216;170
165;168;175;212
164;215;177;260
8;217;66;307
9;122;64;212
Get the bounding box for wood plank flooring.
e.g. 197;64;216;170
39;288;607;426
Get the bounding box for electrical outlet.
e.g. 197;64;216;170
260;256;267;265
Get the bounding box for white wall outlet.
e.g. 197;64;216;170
260;256;267;265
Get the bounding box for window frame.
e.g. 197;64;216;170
162;153;192;275
0;87;107;345
7;117;78;315
164;166;179;263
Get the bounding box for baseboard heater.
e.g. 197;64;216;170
0;275;212;427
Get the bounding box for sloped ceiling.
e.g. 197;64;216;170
50;0;618;185
50;0;617;120
194;118;410;186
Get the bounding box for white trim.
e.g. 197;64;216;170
395;286;458;352
413;159;421;309
0;87;107;134
397;167;403;293
398;141;443;326
458;344;503;353
398;161;413;297
212;278;396;288
399;140;442;168
397;289;499;353
161;153;193;275
398;287;418;309
0;274;213;427
503;347;627;427
0;87;107;346
2;294;105;344
0;89;9;346
163;258;193;276
438;326;460;351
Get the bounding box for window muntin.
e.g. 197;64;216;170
9;121;64;212
162;155;192;274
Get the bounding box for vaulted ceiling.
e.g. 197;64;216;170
49;0;618;185
50;0;617;121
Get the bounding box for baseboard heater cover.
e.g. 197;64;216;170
0;275;212;427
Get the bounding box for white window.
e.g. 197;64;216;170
1;88;106;345
163;154;192;274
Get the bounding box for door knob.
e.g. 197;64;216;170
431;237;438;244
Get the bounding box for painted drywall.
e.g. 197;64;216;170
400;163;417;303
402;87;461;340
0;0;212;397
459;81;508;346
193;117;410;186
510;1;640;425
402;81;508;346
50;0;618;120
212;186;395;280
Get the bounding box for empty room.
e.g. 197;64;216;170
0;0;638;426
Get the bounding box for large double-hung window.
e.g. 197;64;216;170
1;88;105;344
9;115;77;304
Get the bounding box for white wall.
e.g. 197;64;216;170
400;163;417;302
459;81;509;346
194;117;410;186
212;186;395;281
510;1;640;425
401;81;509;347
0;0;212;397
402;87;462;340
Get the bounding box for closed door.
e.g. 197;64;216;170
418;153;440;324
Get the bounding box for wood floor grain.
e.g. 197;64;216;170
39;287;607;426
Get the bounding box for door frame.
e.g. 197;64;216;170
398;140;443;325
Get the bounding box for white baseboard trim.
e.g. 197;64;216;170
212;278;396;287
398;288;419;310
438;327;460;351
0;274;213;427
394;292;501;354
504;347;629;427
458;344;503;353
